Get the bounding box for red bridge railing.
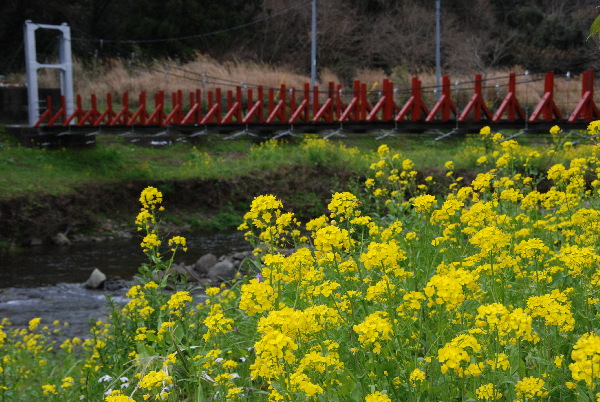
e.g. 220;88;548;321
34;69;600;128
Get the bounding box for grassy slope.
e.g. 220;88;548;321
0;133;470;200
1;128;596;246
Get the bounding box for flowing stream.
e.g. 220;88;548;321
0;231;252;338
1;231;251;288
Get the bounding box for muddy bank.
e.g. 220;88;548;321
0;165;355;248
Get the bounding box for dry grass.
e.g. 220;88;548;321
15;55;590;117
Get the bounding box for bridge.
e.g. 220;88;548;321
17;69;600;147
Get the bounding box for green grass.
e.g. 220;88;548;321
0;128;593;201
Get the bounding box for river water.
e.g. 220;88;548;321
0;231;252;288
0;231;252;338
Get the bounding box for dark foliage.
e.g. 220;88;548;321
0;0;598;77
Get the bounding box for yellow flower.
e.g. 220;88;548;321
365;391;391;402
409;369;425;386
239;279;274;316
28;318;41;331
42;384;57;395
328;192;359;219
353;312;393;353
402;159;414;171
555;355;564;368
377;144;389;158
167;291;192;312
412;194;437;213
61;376;74;389
314;225;351;255
515;377;548;400
588;120;600;135
139;186;163;210
570;332;600;385
168;236;187;252
476;383;502;400
438;334;481;375
203;304;234;341
140;233;161;252
469;226;509;255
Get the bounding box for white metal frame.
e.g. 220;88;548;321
24;20;74;126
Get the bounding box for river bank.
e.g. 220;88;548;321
1;131;487;252
0;163;359;252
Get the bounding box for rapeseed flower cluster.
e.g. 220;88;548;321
8;124;600;401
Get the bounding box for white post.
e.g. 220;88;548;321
24;21;39;126
24;20;74;126
58;23;74;119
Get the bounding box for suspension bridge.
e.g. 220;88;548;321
22;68;600;145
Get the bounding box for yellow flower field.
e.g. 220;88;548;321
3;124;600;401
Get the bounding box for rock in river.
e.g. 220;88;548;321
208;259;237;282
51;233;71;246
194;253;218;275
85;268;107;289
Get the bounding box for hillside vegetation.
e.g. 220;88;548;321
1;0;598;83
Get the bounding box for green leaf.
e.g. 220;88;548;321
173;324;184;341
145;332;158;342
519;358;527;380
333;374;356;396
136;343;155;359
195;381;206;402
350;383;362;401
590;15;600;39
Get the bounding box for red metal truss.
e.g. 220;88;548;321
182;90;202;125
127;92;150;125
426;76;457;122
289;84;311;123
46;95;67;126
223;87;243;123
529;71;562;122
34;96;54;127
146;92;165;125
95;94;117;126
313;82;335;122
266;85;287;123
64;95;86;126
360;83;372;120
339;81;361;122
396;77;430;122
109;93;132;126
492;73;525;122
36;69;600;130
200;89;222;124
78;94;100;126
459;74;493;122
242;86;265;124
367;79;400;122
164;91;184;125
568;69;600;123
